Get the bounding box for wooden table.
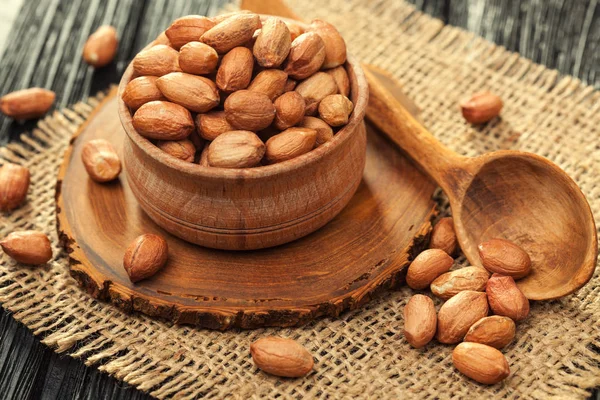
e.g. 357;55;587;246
0;0;598;398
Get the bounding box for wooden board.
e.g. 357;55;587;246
56;89;437;330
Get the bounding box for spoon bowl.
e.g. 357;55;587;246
454;151;597;299
365;67;597;300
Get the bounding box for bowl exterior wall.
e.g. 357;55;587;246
124;122;366;250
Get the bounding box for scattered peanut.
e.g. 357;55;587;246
123;234;168;282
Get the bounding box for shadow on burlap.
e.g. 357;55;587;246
1;0;600;398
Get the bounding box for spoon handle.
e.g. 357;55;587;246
364;67;467;194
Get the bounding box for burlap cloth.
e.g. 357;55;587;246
1;0;600;398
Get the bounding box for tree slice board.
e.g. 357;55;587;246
56;88;437;330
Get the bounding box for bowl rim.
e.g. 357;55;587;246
117;18;368;181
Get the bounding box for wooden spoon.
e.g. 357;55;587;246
241;0;598;300
366;68;597;300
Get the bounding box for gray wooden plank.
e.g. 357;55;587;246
406;0;600;89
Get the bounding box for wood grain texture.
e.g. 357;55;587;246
1;0;599;398
366;67;598;300
57;89;436;329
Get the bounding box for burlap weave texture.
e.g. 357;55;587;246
1;0;600;398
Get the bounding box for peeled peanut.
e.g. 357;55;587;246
157;139;196;162
478;238;531;279
318;94;353;127
460;92;503;124
123;234;168;282
81;139;122;182
216;47;254;93
200;13;261;54
133;45;182;76
122;76;165;110
265;127;317;164
207;131;265;168
83;25;118;67
486;274;530;321
326;66;350;97
253;17;291;68
284;32;325;80
1;231;52;265
178;42;219;75
273;91;305;130
224;90;275;131
437;291;489;344
464;316;516;349
0;163;30;211
307;19;346;69
430;267;489;300
299;116;333;147
429;217;458;255
132;101;194;140
0;88;55;120
250;337;314;378
453;342;510;384
196;111;234;141
404;294;437;348
295;72;337;115
156;72;220;113
165;16;215;49
406;249;453;290
247;69;288;101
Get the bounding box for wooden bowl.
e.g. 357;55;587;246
117;40;368;251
